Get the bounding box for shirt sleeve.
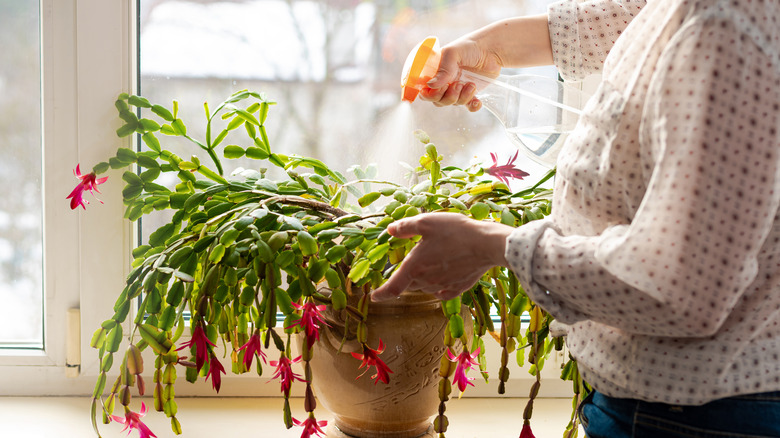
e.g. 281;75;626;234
510;12;780;337
548;0;647;81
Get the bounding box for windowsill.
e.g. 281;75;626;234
0;396;581;437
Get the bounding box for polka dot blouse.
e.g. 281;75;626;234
506;0;780;405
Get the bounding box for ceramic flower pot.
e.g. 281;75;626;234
304;290;468;438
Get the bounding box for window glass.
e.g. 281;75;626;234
138;0;556;243
0;1;43;348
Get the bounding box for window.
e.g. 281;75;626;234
0;0;576;397
0;1;43;349
0;0;135;393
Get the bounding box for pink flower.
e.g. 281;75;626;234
176;325;215;372
519;422;536;438
205;353;226;393
238;330;267;370
287;301;328;349
293;414;327;438
67;164;108;210
110;403;157;438
269;354;305;397
351;339;393;385
446;346;481;393
485;151;529;186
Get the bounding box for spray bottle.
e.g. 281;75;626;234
401;36;590;168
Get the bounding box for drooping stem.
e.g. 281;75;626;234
492;269;510;394
435;327;455;438
257;193;349;217
302;343;316;414
522;332;542;425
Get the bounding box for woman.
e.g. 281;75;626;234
373;0;780;436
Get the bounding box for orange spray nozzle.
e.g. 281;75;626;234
400;36;441;102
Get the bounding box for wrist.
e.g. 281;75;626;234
479;221;514;268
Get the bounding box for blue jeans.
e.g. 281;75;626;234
579;390;780;437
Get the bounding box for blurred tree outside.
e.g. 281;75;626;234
138;0;554;242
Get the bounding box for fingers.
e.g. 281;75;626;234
373;270;472;302
371;262;413;302
421;41;484;109
434;289;465;301
419;81;478;108
426;70;454;90
427;48;461;89
432;82;464;107
375;213;482;302
387;212;465;240
385;216;423;239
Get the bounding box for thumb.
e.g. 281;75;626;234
426;70;455;89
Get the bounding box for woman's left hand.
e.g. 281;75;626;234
371;213;513;301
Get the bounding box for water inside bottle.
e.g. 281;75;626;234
505;126;571;167
459;71;589;167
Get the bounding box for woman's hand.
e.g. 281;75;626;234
371;213;513;302
419;14;554;112
418;37;502;112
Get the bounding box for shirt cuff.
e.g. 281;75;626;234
547;0;582;81
505;218;558;311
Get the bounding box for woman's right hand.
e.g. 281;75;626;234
418;14;554;112
418;37;502;112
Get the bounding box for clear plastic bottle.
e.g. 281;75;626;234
401;36;590;168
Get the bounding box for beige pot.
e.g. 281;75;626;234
304;291;465;438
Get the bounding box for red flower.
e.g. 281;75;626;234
205;353;226;393
67;164;108;210
176;325;215;372
269;354;305;397
485;151;529;186
110;403;157;438
351;339;393;385
446;346;480;393
238;330;267;370
287;300;328;349
293;414;327;438
519;422;536;438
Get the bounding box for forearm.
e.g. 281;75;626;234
460;14;553;69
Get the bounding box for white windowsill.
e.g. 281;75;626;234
0;396;581;437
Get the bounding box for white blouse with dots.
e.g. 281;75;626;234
506;0;780;405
